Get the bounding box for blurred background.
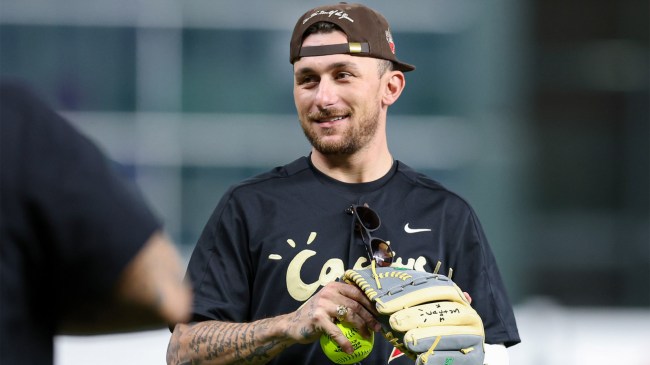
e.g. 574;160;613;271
1;0;648;363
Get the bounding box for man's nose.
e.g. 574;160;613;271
314;78;338;109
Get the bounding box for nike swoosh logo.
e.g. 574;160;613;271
404;223;432;233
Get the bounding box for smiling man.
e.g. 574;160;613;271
167;3;520;365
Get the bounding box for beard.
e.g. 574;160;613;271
300;106;380;156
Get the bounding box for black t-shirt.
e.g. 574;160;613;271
0;82;161;365
187;156;521;365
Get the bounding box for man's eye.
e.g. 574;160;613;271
298;76;317;85
336;72;352;80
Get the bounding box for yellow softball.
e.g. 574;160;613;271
320;322;374;364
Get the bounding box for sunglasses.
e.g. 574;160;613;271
347;204;394;267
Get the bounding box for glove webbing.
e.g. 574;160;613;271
344;267;414;302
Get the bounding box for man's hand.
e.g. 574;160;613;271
167;281;380;365
284;281;381;354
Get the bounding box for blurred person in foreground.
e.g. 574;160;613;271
0;81;192;365
167;3;520;365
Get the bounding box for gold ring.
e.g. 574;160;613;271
335;304;348;322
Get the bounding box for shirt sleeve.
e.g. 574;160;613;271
185;189;253;323
2;82;161;305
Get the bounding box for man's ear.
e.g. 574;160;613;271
382;71;405;106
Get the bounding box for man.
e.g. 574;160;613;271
0;81;192;364
167;3;520;365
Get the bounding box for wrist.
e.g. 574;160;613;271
270;313;303;345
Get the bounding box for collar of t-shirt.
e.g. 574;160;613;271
306;154;398;195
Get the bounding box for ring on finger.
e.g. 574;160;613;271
335;304;348;322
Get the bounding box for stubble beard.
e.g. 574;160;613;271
300;107;380;156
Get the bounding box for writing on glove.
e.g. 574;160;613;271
344;267;485;365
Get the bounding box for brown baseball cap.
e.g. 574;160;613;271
290;2;415;72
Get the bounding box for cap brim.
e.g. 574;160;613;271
394;61;415;72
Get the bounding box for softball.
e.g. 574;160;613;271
320;321;374;364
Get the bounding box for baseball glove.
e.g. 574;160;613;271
343;266;485;365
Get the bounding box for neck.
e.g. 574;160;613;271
310;143;393;183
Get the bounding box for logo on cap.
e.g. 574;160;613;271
302;9;355;24
385;29;396;54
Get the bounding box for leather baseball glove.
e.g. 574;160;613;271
343;266;485;365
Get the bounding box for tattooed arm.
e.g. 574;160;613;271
166;281;381;365
166;316;293;365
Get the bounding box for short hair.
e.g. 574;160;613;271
376;59;394;76
303;21;342;38
302;21;395;77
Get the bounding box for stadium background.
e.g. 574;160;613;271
1;0;648;363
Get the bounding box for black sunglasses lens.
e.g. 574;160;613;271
355;206;380;230
349;204;392;266
371;239;393;267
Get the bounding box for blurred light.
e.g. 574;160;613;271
577;40;649;92
1;0;483;33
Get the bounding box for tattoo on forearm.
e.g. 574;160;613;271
182;318;288;365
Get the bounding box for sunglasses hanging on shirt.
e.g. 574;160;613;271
347;204;394;267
